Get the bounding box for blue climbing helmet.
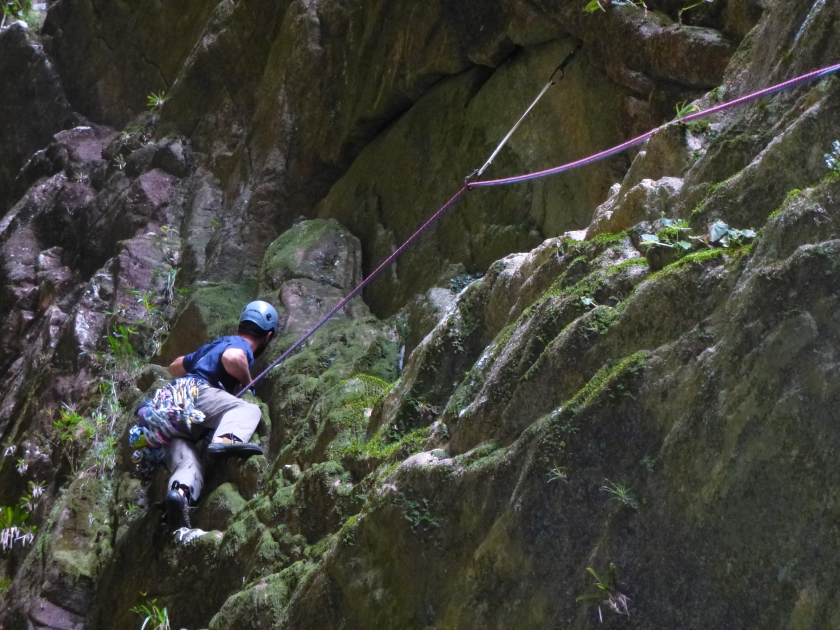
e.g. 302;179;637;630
240;300;279;333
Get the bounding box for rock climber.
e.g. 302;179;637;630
163;300;278;529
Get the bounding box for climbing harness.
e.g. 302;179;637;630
465;44;582;185
131;377;208;448
129;377;209;475
238;58;840;396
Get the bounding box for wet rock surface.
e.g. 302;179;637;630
3;0;840;629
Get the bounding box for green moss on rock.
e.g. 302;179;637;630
566;353;648;412
260;219;360;291
195;483;247;532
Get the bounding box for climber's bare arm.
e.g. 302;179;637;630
168;356;187;378
221;348;252;387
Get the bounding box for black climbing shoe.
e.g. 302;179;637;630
206;434;263;458
166;483;192;530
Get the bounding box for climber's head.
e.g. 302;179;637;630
238;300;278;357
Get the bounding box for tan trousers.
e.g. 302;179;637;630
166;387;261;500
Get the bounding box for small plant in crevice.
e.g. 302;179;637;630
584;310;614;335
340;514;358;546
147;91;167;111
601;479;639;509
825;140;840;172
163;267;177;304
122;501;141;522
131;289;158;316
50;401;115;477
18;492;35;513
640;219;692;252
130;285;170;357
130;597;170;630
51;404;93;475
584;0;647;14
29;480;45;499
144;267;178;353
677;0;714;27
709;86;724;101
675;100;702;120
547;464;568;483
86;411;117;476
0;505;34;552
694;221;756;249
580;295;598;309
403;497;439;531
113;154;127;171
577;563;631;622
124;123;141;136
103;325;140;377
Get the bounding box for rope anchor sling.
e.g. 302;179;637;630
465;43;583;185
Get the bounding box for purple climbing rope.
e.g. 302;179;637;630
239;60;840;395
238;186;468;395
471;61;840;188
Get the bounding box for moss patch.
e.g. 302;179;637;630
767;188;805;221
262;315;399;456
565;353;647;412
646;248;726;282
338;426;427;474
533;257;649;311
261;219;355;289
287;375;392;464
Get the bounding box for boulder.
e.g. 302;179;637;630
587;176;684;237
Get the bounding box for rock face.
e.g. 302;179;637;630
39;0;736;298
4;0;840;629
0;22;74;213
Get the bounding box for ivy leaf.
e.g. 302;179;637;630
641;234;660;243
675;241;692;250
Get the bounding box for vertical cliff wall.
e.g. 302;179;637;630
5;0;840;628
